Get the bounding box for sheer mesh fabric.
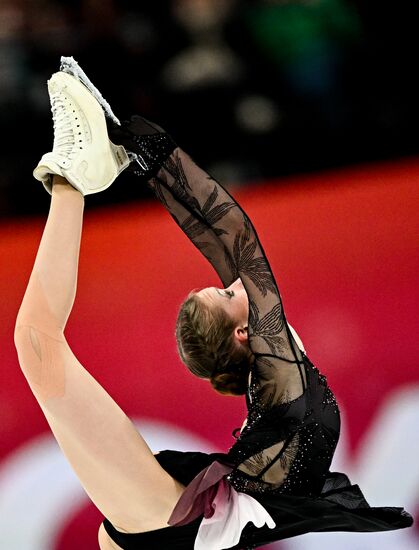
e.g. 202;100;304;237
108;115;313;492
234;433;301;490
144;146;307;492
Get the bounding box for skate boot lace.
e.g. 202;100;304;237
50;92;79;162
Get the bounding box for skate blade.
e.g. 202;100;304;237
59;56;121;126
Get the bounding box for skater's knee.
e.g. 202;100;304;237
14;323;42;358
14;324;66;400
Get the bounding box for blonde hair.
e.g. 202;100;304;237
175;291;252;396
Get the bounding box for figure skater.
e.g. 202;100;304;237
14;59;413;550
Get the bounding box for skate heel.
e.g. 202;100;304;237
110;142;130;173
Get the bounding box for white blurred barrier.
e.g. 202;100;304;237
282;386;419;550
0;388;418;549
0;420;217;549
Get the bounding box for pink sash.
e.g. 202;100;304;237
168;460;276;549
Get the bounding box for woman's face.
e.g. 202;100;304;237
196;278;249;329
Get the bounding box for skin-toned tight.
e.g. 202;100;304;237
14;176;186;546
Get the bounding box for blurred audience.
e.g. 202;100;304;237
1;0;418;216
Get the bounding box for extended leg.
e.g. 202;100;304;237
14;177;185;532
14;71;186;534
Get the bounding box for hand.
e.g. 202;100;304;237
107;115;177;180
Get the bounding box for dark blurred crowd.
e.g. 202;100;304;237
1;0;418;216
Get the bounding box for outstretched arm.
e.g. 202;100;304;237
109;117;238;287
152;147;303;365
147;162;238;288
111;115;309;494
111;117;305;394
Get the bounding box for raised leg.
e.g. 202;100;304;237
15;69;186;535
14;177;185;533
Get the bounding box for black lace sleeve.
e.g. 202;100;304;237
150;149;306;400
109;116;306;405
147;154;240;288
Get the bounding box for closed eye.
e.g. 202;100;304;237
215;288;234;299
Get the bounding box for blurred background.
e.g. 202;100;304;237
1;0;419;215
1;1;418;549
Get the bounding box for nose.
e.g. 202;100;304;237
228;278;243;291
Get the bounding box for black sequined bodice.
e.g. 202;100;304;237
227;352;340;497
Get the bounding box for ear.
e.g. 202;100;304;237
234;326;248;343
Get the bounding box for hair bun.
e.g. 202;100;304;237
210;370;248;396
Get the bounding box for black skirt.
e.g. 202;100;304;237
102;449;413;549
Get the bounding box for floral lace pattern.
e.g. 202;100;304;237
109;116;340;495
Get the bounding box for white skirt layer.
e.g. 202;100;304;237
194;477;276;550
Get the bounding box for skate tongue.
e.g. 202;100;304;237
59;56;121;126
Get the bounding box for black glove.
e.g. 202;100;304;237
107;115;177;180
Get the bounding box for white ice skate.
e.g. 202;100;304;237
58;56;146;169
33;70;130;195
